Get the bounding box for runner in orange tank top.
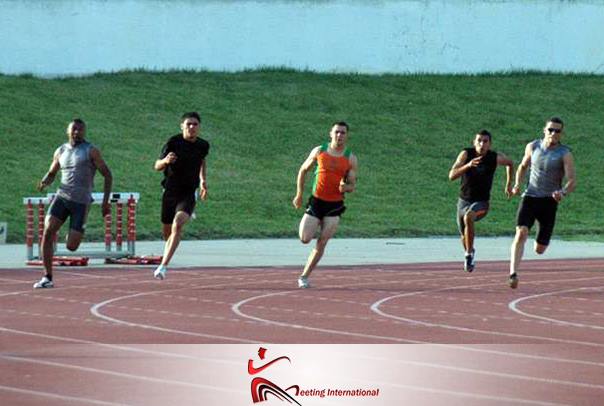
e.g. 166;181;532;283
292;122;358;288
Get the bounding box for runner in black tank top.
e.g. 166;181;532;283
449;130;514;273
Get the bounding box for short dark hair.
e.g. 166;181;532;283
181;112;201;123
332;121;349;131
547;116;564;128
476;129;492;141
71;118;86;127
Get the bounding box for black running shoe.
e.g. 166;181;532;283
508;273;519;289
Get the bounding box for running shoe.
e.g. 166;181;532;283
154;265;167;280
297;276;310;289
33;276;54;289
508;273;519;289
464;249;475;273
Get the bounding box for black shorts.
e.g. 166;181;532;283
305;196;346;220
516;196;558;246
47;195;89;233
456;198;489;234
161;190;196;224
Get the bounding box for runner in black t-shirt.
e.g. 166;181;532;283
449;130;513;273
153;112;210;280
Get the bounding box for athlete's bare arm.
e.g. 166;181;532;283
448;150;481;181
154;152;177;171
37;150;61;192
512;142;534;196
497;152;515;198
292;146;320;209
91;147;113;217
339;153;358;193
199;159;208;200
552;152;576;202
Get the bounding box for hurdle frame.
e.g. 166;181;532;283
23;192;140;262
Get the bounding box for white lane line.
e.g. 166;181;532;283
90;283;261;344
0;290;34;298
0;383;134;406
509;286;604;329
1;354;245;394
0;326;241;365
232;274;604;367
370;275;604;347
232;290;418;343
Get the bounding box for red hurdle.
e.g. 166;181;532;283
22;192;147;265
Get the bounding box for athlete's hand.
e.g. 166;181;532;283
467;156;482;168
101;202;111;217
505;184;513;199
511;185;521;196
200;182;208;201
292;194;302;209
164;152;177;165
37;180;47;192
552;190;565;202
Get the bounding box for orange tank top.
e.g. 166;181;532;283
312;143;352;202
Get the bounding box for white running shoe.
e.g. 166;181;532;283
33;276;54;289
154;265;167;280
297;277;310;289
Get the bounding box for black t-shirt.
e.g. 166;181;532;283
159;134;210;194
459;148;497;202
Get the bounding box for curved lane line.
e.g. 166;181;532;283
509;286;604;329
232;288;419;343
90;283;260;344
232;273;604;367
370;275;604;347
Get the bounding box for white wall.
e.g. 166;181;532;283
1;0;603;77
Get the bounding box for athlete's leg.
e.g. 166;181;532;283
463;211;477;254
533;200;557;255
510;226;529;276
456;200;467;252
534;242;548;255
161;211;190;266
299;214;320;244
41;216;65;279
65;230;84;251
300;216;340;279
161;224;172;240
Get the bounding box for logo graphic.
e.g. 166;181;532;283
248;347;301;405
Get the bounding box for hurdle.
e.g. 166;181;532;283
23;192;158;265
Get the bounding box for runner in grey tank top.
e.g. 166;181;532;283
34;119;113;289
524;139;571;198
508;117;576;289
55;141;96;204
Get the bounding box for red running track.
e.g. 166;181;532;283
1;258;604;405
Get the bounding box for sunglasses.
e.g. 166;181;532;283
547;128;562;134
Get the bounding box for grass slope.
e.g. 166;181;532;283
0;70;602;243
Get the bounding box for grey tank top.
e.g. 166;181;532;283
55;141;96;204
524;139;570;198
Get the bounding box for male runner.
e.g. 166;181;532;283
449;130;513;272
292;122;358;288
34;119;112;288
508;117;576;288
